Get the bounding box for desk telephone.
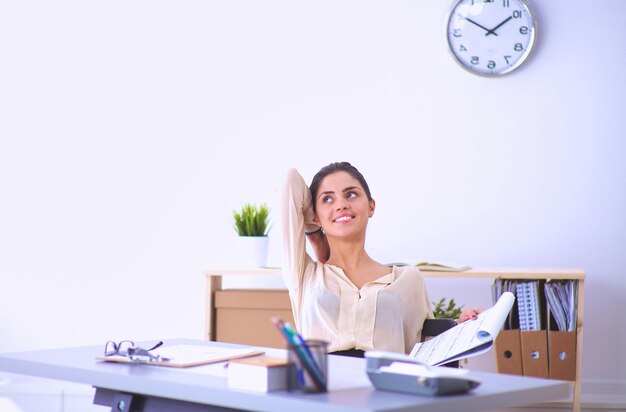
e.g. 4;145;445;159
365;351;481;396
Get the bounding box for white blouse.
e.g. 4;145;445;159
281;168;433;354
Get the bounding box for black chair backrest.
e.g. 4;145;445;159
421;318;459;368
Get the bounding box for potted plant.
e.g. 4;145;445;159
232;203;271;267
432;297;463;319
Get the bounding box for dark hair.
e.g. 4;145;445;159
309;162;372;214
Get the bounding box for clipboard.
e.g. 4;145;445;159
97;344;264;368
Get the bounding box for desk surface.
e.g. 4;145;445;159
0;339;570;412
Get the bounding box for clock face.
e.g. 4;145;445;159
447;0;536;76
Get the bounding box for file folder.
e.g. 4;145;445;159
495;329;523;376
548;331;577;381
520;330;549;378
493;277;579;382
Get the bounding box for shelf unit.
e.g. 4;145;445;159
204;267;585;412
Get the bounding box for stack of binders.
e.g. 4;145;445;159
492;279;577;381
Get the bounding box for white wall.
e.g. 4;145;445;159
1;0;624;397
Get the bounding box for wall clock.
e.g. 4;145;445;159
446;0;537;76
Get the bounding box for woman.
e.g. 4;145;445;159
281;162;479;357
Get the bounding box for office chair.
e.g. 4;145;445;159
421;318;456;338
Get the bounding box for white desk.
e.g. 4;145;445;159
0;339;570;412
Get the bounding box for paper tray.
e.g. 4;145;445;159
367;369;480;396
364;351;481;396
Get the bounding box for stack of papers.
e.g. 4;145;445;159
491;279;519;330
228;356;288;392
384;262;471;272
380;362;471;378
409;292;515;366
415;262;471;272
544;280;577;332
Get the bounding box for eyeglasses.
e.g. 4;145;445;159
104;340;168;363
104;340;135;357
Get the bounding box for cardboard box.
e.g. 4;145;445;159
520;330;549;378
495;329;523;376
215;289;294;349
548;331;577;381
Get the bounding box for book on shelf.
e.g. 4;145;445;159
409;292;515;366
228;356;288;392
97;344;264;368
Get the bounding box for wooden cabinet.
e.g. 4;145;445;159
204;267;584;412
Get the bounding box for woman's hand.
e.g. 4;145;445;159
456;307;483;324
307;229;330;264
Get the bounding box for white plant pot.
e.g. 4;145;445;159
238;236;269;268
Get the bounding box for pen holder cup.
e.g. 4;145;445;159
287;339;328;393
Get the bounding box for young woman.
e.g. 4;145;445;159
281;162;479;357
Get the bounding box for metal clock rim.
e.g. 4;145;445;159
445;0;538;77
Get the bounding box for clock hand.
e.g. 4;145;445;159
464;17;495;35
486;16;513;36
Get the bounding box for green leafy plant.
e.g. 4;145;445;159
232;203;270;236
432;297;464;319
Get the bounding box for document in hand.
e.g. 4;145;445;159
409;292;515;366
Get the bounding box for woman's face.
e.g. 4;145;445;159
313;171;375;239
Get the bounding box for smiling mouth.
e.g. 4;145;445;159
333;215;354;223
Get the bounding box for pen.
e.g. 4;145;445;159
283;323;326;390
285;332;324;390
270;317;305;385
282;323;322;372
271;317;325;390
